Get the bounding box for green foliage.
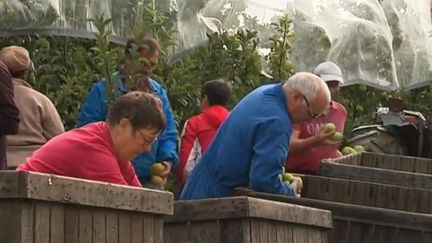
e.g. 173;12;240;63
267;14;295;81
0;35;100;130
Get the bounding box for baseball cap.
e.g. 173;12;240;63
314;61;344;84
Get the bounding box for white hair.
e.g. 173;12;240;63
283;72;330;102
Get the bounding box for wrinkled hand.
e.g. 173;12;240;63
159;161;172;178
315;126;336;143
289;180;302;198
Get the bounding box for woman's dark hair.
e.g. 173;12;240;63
107;91;165;132
201;79;232;106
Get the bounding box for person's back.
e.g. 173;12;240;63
18;91;166;187
177;79;231;187
0;46;64;168
0;61;19;169
180;83;293;199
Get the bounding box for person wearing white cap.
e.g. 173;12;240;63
0;46;65;169
285;61;347;174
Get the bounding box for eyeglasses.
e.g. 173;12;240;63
137;129;158;146
303;96;319;118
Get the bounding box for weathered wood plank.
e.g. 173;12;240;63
0;171;22;198
189;221;221;243
142;214;154;243
234;188;432;232
396;229;422;243
292;225;308;243
0;200;23;242
64;206;79;243
130;213;143;243
14;171;173;215
119;213;131;243
319;162;432;189
20;201;34;243
93;209;106;243
50;203;65;243
105;211;119;243
153;217;164;243
166;196;332;229
163;223;189;243
372;225;398;243
78;208;93;243
220;219;246;243
250;220;261;243
35;202;51;243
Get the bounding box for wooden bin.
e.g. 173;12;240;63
328;152;432;174
319;161;432;189
0;171;174;243
164;196;332;243
301;174;432;214
235;189;432;243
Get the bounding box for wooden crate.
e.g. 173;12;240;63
301;174;432;214
319;161;432;189
327;152;432;174
235;189;432;243
0;171;174;243
164;196;332;243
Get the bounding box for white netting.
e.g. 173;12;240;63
1;0;432;90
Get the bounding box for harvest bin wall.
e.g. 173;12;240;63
164;196;332;243
0;171;174;243
235;189;432;243
327;152;432;174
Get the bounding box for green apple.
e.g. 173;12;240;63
323;123;336;133
342;146;356;155
353;145;365;152
330;132;343;142
282;173;295;183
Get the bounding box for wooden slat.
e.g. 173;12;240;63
301;175;432;213
307;228;325;243
189;221;221;243
16;172;173;215
234;188;432;232
93;209;106;243
78;208;93;243
0;200;23;242
292;225;308;243
153;217;164;243
372;225;398;243
119;213;131;243
50;203;65;243
267;221;278;243
250;220;261;243
257;220;269;243
396;229;422;243
320;162;432;189
163;223;189;243
142;214;154;243
347;222;375;243
130;213;143;243
35;202;51;243
105;211;119;243
64;206;79;243
167;196;332;228
220;219;246;243
0;171;22;198
329;219;349;243
20;201;35;243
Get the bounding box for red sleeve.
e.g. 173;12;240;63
120;161;142;187
177;118;197;187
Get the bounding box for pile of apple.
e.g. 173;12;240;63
322;122;365;155
151;163;167;188
280;167;303;196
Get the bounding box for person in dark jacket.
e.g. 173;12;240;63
0;61;20;169
177;79;232;187
180;72;331;200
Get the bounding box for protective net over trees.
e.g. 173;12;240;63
1;0;431;90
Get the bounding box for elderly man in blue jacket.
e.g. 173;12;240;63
180;72;331;200
77;37;178;187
